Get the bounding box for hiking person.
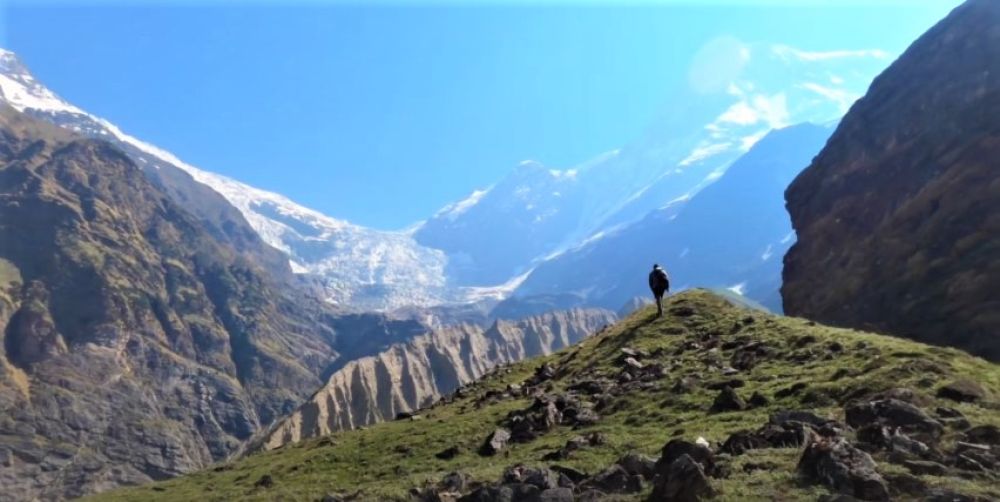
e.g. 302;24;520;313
649;264;670;316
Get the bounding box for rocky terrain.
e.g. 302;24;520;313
783;0;1000;360
513;122;833;312
91;291;1000;501
261;308;616;450
0;106;435;500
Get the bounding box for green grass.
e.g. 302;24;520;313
89;290;1000;502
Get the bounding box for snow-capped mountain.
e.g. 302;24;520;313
0;48;453;311
0;41;890;313
413;42;890;289
511;122;836;312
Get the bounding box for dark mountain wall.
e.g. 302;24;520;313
783;0;1000;360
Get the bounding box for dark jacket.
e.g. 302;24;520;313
649;267;670;295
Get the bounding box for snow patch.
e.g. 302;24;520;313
727;282;747;296
435;188;490;222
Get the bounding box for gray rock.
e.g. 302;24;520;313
650;453;716;501
798;436;889;501
480;428;511;456
937;380;987;403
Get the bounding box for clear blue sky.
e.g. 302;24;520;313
1;1;960;229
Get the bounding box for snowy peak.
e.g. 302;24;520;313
0;48;455;311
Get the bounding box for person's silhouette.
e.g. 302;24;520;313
648;264;670;316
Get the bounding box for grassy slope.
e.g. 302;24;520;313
91;290;1000;501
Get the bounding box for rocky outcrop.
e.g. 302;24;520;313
782;0;1000;360
261;308;615;449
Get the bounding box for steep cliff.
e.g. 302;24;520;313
783;0;1000;360
262;308;616;449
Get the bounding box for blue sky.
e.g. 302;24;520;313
1;1;960;229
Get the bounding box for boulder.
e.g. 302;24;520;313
479;428;511;456
650;453;716;501
672;376;699;394
798;436;889;501
964;425;1000;445
440;471;473;493
435;446;461;460
587;464;643;494
937;380;987;403
502;465;560;490
709;387;746;413
720;431;770;456
748;391;770;408
655;439;716;477
902;460;948;476
616;452;657;479
844;399;943;440
549;465;588;484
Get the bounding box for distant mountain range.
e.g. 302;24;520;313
0;43;887;313
512;122;835;313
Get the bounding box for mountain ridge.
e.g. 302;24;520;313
89;290;1000;502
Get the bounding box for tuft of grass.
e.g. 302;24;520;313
89;290;1000;502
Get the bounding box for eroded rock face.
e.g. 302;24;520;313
261;308;616;449
0;106;418;500
782;0;1000;361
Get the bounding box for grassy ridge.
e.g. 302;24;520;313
91;291;1000;501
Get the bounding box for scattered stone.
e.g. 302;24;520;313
616;452;656;479
798;435;889;501
440;471;473;492
709;387;746;413
656;439;717;476
672;376;699;394
775;382;808;398
748;391;770;408
902;459;948;476
549;465;588;484
845;399;944;441
964;425;1000;445
794;335;818;348
872;388;932;407
937;380;986;403
720;430;770;455
569;380;608;395
253;474;274;489
435;446;460;460
623;357;644;370
586;464;642;494
479;428;511;456
650;453;716;501
502;465;560;490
